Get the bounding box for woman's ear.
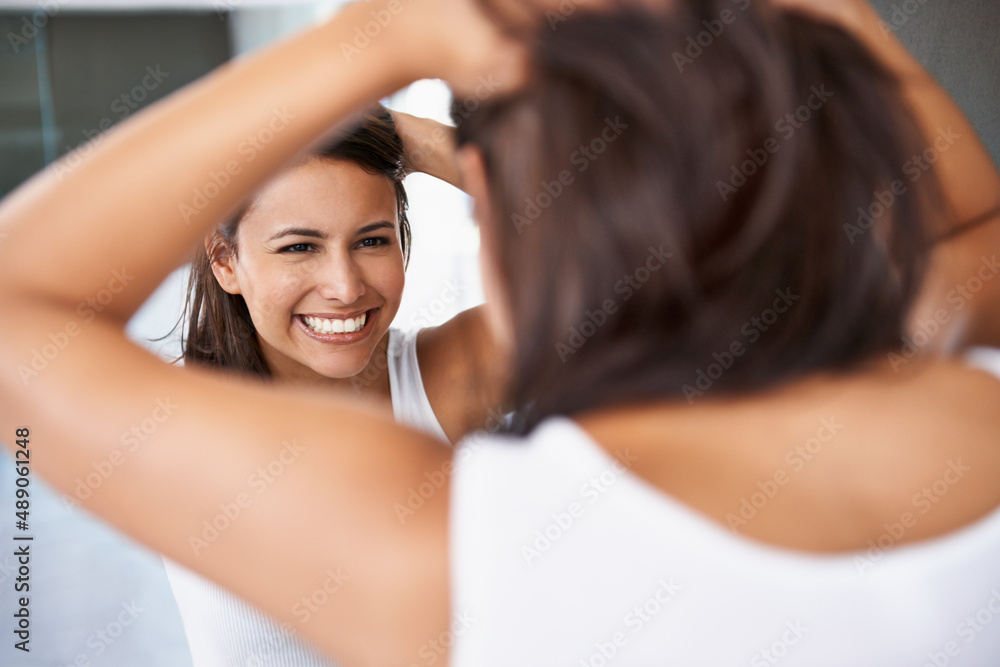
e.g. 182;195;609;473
206;234;242;296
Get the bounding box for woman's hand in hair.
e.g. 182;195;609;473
391;110;465;191
773;0;1000;351
384;0;529;96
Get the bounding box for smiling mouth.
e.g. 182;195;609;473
296;308;377;338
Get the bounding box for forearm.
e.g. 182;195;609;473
414;125;465;191
0;1;414;324
393;111;465;191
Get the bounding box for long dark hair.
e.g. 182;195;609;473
180;106;410;376
456;3;945;432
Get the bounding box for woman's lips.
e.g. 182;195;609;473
295;308;378;344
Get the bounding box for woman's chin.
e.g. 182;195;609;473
310;350;379;383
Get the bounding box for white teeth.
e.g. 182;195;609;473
303;312;367;335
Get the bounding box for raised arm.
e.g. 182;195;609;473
0;2;521;665
388;110;510;441
392;110;465;191
775;0;1000;349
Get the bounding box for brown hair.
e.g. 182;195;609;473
180;105;410;376
456;3;944;432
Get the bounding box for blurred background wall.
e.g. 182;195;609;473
869;0;999;167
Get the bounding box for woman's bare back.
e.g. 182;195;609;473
578;357;1000;554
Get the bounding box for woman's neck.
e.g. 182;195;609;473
265;333;393;402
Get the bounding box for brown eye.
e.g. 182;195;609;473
280;243;316;253
357;237;389;249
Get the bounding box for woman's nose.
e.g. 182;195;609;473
314;254;366;304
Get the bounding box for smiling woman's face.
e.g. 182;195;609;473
213;157;405;382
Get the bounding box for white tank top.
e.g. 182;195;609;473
387;326;450;442
165;328;447;667
448;353;1000;666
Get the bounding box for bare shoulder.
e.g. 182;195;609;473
578;358;1000;553
418;305;492;364
416;306;506;442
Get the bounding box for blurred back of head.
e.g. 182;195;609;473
456;1;942;431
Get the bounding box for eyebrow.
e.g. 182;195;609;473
268;227;327;242
355;221;396;236
267;221;395;243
